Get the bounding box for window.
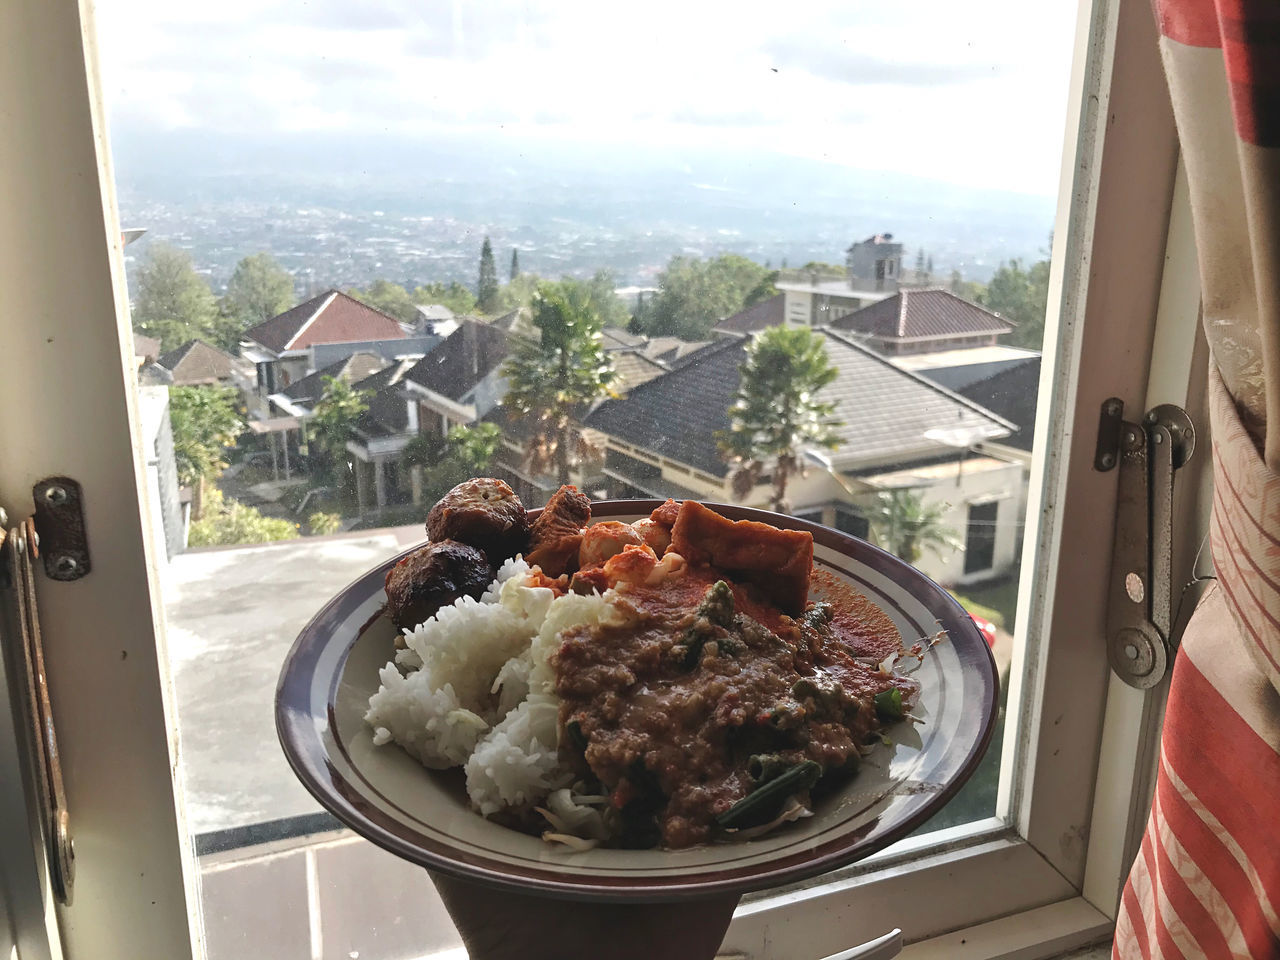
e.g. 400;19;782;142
0;0;1200;957
964;501;999;574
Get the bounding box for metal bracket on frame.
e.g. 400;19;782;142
1095;399;1195;689
0;474;89;906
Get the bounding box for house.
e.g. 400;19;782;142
484;346;670;506
891;344;1042;392
344;359;423;513
711;293;786;336
155;339;241;388
240;289;407;415
775;274;893;327
400;319;511;441
266;352;389;418
846;233;905;291
831;288;1015;355
585;328;1024;586
413;303;458;338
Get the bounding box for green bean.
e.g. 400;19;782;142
874;687;904;720
716;760;822;830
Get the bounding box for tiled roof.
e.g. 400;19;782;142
643;336;711;366
353;360;418;439
584;328;1011;478
610;350;668;394
712;294;786;335
403;320;509;402
955;356;1041;452
133;334;161;362
278;352;388;407
156;339;235;386
602;327;646;349
832;288;1014;342
243;290;406;354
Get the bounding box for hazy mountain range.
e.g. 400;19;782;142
111;128;1056;292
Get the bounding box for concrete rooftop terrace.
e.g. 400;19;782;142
163;526;423;835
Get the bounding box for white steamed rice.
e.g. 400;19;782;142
364;557;624;821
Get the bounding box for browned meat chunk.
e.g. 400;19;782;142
578;520;645;568
525;484;591;577
669;500;813;615
649;498;681;528
384;540;494;632
425;478;530;564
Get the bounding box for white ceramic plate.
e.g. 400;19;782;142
276;501;998;902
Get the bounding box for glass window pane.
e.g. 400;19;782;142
99;0;1077;953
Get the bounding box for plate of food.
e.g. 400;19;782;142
276;479;998;902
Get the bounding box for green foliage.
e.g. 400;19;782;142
412;281;477;317
639;253;776;340
348;279;418;324
979;258;1051;349
308;377;372;487
866;489;961;566
499;272;542;314
719;326;841;513
501;281;616;483
188;488;299;547
307;511;343;536
949;269;986;303
169;386;244;488
405;423;503;504
222;253;295;333
510;248;520;281
131;243;221;352
477;237;500;314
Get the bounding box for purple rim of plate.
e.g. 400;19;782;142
276;500;999;902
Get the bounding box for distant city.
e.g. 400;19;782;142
111;129;1055;293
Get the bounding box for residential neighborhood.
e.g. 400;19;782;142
131;233;1044;600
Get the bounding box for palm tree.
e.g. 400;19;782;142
719;325;841;514
501;281;615;485
866;489;961;565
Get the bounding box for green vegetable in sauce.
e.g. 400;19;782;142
715;760;822;830
672;581;737;668
874;687;904;720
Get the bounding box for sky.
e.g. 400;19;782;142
93;0;1080;196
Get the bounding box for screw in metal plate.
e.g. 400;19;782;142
1124;643;1139;660
44;486;68;505
53;556;79;577
1154;433;1164;444
1106;400;1121;415
1100;453;1115;468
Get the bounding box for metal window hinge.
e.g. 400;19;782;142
0;474;88;907
1095;399;1196;689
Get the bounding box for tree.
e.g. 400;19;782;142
405;423;502;505
916;248;926;279
188;488;299;547
412;282;477;317
477;237;500;314
308;377;371;490
980;258;1051;349
222;253;295;331
131;243;221;352
501;282;616;484
510;248;520;281
580;269;631;328
640;253;776;340
168;385;243;519
866;489;961;566
499;272;542;314
719;326;842;514
348;279;418;324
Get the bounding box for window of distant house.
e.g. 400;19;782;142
964;501;999;575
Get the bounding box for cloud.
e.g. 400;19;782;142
763;36;1004;87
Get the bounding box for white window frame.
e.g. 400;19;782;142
0;0;1202;957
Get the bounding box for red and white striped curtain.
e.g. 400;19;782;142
1114;2;1280;957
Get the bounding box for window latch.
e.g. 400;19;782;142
0;478;87;906
1095;399;1196;689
